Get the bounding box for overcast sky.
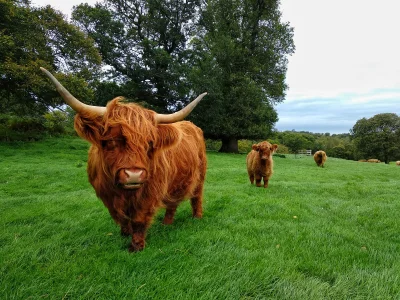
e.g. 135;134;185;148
32;0;400;134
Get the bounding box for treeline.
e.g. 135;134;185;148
1;0;295;152
238;113;400;165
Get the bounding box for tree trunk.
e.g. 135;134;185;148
219;137;239;153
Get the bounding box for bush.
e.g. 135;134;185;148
275;144;290;154
0;114;45;141
0;110;75;141
44;110;74;135
238;140;254;153
205;139;222;151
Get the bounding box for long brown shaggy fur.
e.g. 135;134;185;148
314;150;327;167
75;98;207;252
396;161;400;166
246;141;278;188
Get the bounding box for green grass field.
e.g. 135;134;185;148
1;137;400;299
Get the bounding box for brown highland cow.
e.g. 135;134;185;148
41;67;207;252
246;141;278;188
314;150;327;167
367;159;381;163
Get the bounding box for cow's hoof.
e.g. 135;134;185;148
129;242;145;252
193;213;202;219
162;218;174;225
120;227;130;237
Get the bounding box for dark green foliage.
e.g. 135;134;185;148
72;0;201;111
0;109;75;141
189;0;294;152
0;114;45;141
0;0;101;117
351;113;400;163
279;132;312;154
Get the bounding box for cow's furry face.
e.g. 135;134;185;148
252;141;278;160
75;98;181;189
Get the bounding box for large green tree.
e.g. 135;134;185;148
351;113;400;164
0;0;101;116
72;0;201;112
189;0;294;152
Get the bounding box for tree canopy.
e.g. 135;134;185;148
351;113;400;164
188;0;295;152
72;0;201;112
0;0;101;116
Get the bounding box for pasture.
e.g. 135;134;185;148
1;137;400;299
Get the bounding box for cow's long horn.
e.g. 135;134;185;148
155;92;208;124
40;67;106;116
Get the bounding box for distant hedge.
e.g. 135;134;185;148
0;111;75;141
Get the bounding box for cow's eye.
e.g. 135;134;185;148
102;137;125;150
102;140;116;150
147;141;154;156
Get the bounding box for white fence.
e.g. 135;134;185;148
298;149;312;156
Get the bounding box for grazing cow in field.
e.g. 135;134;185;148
367;159;381;163
313;150;327;167
396;161;400;166
41;68;207;252
246;141;278;188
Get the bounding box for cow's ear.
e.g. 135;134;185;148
155;124;182;150
272;144;278;152
74;115;103;146
252;144;259;151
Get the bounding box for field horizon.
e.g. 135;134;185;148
1;137;400;299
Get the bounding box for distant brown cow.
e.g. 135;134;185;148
314;150;327;167
41;67;207;252
395;161;400;166
246;141;278;188
367;159;381;163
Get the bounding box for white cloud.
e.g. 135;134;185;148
350;91;400;104
280;0;400;98
277;0;400;133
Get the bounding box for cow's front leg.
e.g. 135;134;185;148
120;225;130;236
249;174;255;185
163;206;177;225
128;210;155;252
129;221;147;252
255;175;262;187
263;177;269;188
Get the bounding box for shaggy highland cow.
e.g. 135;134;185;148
314;150;327;167
41;67;207;252
246;141;278;188
396;161;400;166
